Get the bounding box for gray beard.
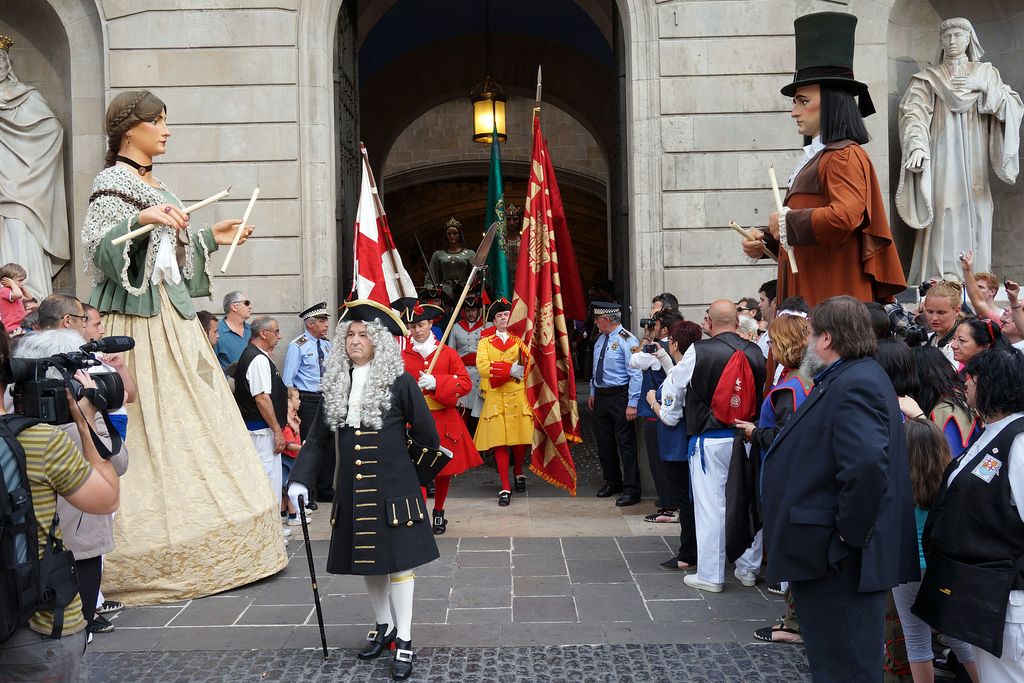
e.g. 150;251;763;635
800;343;828;379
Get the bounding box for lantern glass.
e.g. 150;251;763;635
471;91;506;143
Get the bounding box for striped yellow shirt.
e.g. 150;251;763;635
23;424;91;636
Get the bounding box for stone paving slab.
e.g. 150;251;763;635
87;643;812;682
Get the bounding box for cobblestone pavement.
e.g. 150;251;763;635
88;643;811;682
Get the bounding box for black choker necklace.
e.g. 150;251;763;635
116;155;153;176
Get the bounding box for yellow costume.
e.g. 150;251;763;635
474;332;533;450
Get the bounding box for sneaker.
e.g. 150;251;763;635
282;527;293;538
97;600;124;616
683;574;724;593
287;516;301;526
734;568;757;587
88;614;115;634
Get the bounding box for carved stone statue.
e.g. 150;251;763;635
897;18;1024;283
0;36;70;297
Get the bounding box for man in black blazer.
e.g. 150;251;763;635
761;296;918;682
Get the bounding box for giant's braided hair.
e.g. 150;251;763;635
103;90;167;168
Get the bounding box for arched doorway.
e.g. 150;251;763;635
886;0;1024;281
331;0;629;318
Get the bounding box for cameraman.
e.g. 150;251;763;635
0;329;120;680
15;329;130;639
83;303;137;441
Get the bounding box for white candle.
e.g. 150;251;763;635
767;166;798;274
220;187;259;273
111;187;231;246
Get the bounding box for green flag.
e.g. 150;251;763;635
484;125;510;300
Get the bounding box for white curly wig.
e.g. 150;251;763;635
320;318;403;430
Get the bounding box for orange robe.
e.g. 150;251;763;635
765;140;906;307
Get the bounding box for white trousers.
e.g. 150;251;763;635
689;436;763;585
250;429;282;499
972;620;1024;682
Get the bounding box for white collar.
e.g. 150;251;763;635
804;135;824;159
411;334;437;358
495;330;509;342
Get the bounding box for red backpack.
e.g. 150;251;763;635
709;340;756;425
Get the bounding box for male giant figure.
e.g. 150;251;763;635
761;296;918;682
741;12;905;307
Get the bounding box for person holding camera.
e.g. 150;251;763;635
921;280;965;366
79;90;285;603
11;329;130;639
0;329;120;681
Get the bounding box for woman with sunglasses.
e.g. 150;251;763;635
79;90;285;604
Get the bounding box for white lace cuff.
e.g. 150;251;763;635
778;207;792;252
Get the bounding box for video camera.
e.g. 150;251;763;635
3;336;134;426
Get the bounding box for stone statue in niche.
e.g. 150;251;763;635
0;35;70;298
897;18;1024;284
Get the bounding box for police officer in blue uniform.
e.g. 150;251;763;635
587;302;643;506
283;301;333;502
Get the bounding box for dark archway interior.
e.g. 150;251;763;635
338;0;623;301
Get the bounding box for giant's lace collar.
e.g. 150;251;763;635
81;166;211;296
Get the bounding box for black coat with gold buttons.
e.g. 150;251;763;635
290;372;441;575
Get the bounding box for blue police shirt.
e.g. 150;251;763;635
282;330;332;392
214;318;251;370
590;324;642;408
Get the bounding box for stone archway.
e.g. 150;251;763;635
296;0;657;317
1;0;105;294
886;0;1024;281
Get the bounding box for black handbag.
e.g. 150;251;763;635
406;438;452;487
911;551;1024;657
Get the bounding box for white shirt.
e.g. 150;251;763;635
788;135;825;187
346;364;371;428
411;334;437;359
657;344;697;427
947;412;1024;627
245;348;273;397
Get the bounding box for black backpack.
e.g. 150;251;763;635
0;415;80;642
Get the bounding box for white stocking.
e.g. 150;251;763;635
389;571;415;642
363;574;393;630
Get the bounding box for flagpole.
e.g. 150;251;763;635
360;143;406;296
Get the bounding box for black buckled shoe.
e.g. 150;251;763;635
432;509;447;535
498;491;511;507
357;623;396;660
514;475;527;493
391;639;415;680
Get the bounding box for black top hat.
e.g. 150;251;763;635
340;299;408;337
780;12;875;117
299;301;329;320
486;298;513;323
402;302;445;326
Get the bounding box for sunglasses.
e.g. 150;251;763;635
234;300;252;307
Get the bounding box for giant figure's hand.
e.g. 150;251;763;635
212;219;255;246
741;228;766;259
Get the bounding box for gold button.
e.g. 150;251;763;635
406;520;413;527
355;430;362;436
422;448;428;454
355;459;362;466
355;444;362;451
356;473;363;480
407;439;412;446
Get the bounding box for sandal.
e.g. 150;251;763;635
644;509;680;524
658;558;694;571
753;624;802;644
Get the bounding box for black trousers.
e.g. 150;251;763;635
642;419;672;509
662;460;697;564
790;549;887;683
593;389;640;496
76;556;103;630
298;392;334;500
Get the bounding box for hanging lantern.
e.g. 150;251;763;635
470;75;507;144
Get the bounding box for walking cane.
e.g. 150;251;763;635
298;495;329;660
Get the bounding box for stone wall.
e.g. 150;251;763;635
382;97;608;184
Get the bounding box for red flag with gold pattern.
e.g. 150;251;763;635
508;116;580;496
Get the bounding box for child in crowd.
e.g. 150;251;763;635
281;388;304;526
0;262;31;333
891;418;980;683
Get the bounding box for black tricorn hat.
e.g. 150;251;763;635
486;298;513;322
780;12;875;117
402;302;445;326
340;299;408;337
